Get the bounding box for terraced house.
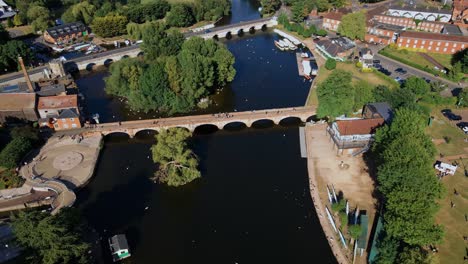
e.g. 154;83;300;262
396;31;468;54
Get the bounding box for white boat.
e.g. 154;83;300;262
283;39;297;50
274;40;288;51
300;52;309;58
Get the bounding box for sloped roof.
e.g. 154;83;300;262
58;108;79;119
110;234;129;251
45;22;86;39
366;102;393;123
0;93;36;111
399;31;468;42
388;5;452;14
38;95;77;110
336;118;385;135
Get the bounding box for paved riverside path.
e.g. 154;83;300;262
79;106;316;137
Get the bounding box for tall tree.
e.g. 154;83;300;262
27;5;51;32
62;1;96;24
166;3;195;27
0;24;10;45
316;69;354;118
192;0;230;21
141;22;184;60
0;40;34;71
11;208;90;264
151;128;201;187
91;14;128;37
260;0;281;15
403;76;429;98
338;11;366;40
105;58;145;97
353;80;374;110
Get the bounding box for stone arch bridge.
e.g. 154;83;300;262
85;106;316;138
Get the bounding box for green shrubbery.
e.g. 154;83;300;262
325;58;336;70
278;13;326;38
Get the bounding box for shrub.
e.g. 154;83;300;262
331;199;346;212
339;211;348;227
325;58;336;70
0;137;32;169
356;61;363;68
348;224;362;239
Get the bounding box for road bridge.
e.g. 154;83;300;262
0;18;278;86
84;106;315;137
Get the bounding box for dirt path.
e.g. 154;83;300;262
418;52;445;70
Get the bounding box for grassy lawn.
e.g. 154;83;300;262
380;47;453;69
426;106;468;264
306;62;398;107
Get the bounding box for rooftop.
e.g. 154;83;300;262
109;234;129;251
316;37;355;57
366;102;393;123
38;95;78;110
442;24;463;35
36;84;66;97
58;108;79;119
0;93;36;111
399;31;468;42
371;22;405;32
322;8;351;21
45;22;86;39
336;118;385;135
388;4;452;14
0;82;36;94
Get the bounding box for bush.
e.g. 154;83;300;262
356;61;363;68
331;199;346;212
348;224;362;239
0;137;32;169
339;211;348;227
0;170;24;189
316;29;327;36
166;3;195;27
325;58;336;70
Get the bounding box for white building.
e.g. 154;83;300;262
387;5;452;22
0;0;16;21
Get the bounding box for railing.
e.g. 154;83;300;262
326;126;371;149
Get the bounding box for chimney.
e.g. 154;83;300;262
18;56;34;93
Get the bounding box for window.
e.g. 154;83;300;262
420;46;424;49
422;40;426;44
445;43;448;47
451;49;455;53
398;44;402;47
462;44;465;49
72;124;77;128
70;118;74;121
443;48;447;52
436;47;439;51
406;44;409;48
430;41;433;45
437;42;441;46
454;43;457;47
61;118;65;122
415;40;418;43
63;124;69;128
428;46;432;50
406;39;410;43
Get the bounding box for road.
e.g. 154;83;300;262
361;44;465;93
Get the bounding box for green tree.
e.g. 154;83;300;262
10;125;39;143
105;58;145;97
397;246;434;264
65;1;96;24
166;3;195;27
151;128;201;187
165;55;182;93
0;40;34;71
325;58;336;70
142;23;185;60
91;14;127;37
27;5;51;32
316;69;355;118
13;15;23;27
6;17;14;28
338;11;366;40
353;80;374;110
374;233;400;264
0;24;9;44
403;76;429;98
449;61;464;81
331;199;346;212
192;0;230;21
0;137;32;169
348;224;362;240
373;108;444;246
11;208;90;264
261;0;281;15
124;1;170;23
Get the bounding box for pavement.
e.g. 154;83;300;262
361;43;465;93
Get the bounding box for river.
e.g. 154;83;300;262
76;1;336;263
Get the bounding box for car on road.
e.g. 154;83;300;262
378;68;391;76
442;109;462;121
423;77;431;83
395;68;407;74
373;60;380;64
457;122;468;134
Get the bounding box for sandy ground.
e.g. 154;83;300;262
305;123;377;264
32;135;102;188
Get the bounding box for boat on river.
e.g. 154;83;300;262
274;40;288;51
109;234;131;262
283;39;297;50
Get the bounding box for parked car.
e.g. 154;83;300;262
457;122;468;134
441;109;462;121
395;68;407;74
373;60;380;64
378;68;391;76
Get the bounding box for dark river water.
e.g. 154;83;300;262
75;1;335;263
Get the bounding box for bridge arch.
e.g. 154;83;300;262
121;55;130;60
104;58;114;67
225;31;232;39
137;51;144;57
279;116;303;126
261;24;268;31
103;131;131;139
223;121;247;131
86;63;96;71
213;34;219;40
237;28;244;36
134;129;158;138
193;124;220;134
251;119;275;128
248;26;255;34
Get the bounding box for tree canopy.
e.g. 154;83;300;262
316;69;354;118
151;128;200;187
403;76;429;98
0;137;32;169
141;22;184;60
11;209;90;264
0;24;9;45
338;11;366;40
166;3;195;27
373;108;444;246
192;0;230;21
260;0;281;15
91;14;128;37
124;0;170;23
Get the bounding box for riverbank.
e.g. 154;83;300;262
304;123;377;264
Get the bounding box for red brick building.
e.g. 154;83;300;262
453;0;468;28
43;22;88;45
37;95;81;130
374;15;445;33
321;10;349;31
396;31;468;54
